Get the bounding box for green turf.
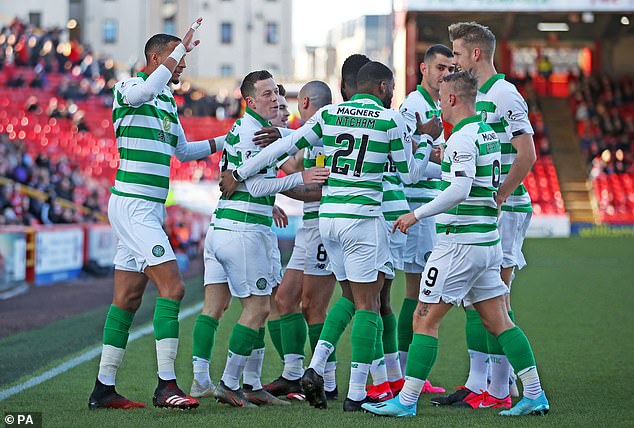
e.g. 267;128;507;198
1;237;633;427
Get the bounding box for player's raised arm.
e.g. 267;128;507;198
123;18;202;107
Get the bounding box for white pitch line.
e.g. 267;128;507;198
0;302;203;402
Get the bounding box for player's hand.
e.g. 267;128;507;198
273;205;288;228
219;169;239;198
392;212;418;234
430;144;444;164
253;126;282;147
182;17;203;52
417;112;443;140
495;191;507;216
301;167;329;184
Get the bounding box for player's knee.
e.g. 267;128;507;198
162;281;185;301
275;290;294;313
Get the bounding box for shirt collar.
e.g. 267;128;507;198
416;85;437;108
349;93;384;107
137;71;149;81
245;106;272;127
478;73;505;94
452;114;481;133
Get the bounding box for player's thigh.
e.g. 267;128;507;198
336;217;393;284
499;211;531;270
303;223;332;276
212;229;274;299
286;226;307;272
465;244;509;308
418;241;481;306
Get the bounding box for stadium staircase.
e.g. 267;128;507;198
541;97;597;223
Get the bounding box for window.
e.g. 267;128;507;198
28;12;41;27
266;22;278;44
221;22;232;44
220;64;233;77
163;17;176;35
102;19;118;44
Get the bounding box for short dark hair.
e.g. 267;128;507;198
424;44;453;64
356;61;393;90
240;70;273;100
442;70;478;103
277;84;286;97
341;54;371;89
144;34;181;61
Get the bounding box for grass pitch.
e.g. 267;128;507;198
1;237;633;427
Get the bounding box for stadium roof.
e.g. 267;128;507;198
396;0;634;13
407;11;634;43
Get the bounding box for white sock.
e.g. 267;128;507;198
243;347;265;389
308;340;334;376
221;350;249;390
398;350;408;376
370;357;388;386
518;366;543;399
324;361;337;392
97;344;125;386
192;357;211;387
398;376;425;407
156;338;178;381
347;362;370;401
488;354;511;398
385;352;402;382
282;353;304;381
464;349;489;393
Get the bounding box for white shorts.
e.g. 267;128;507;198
384;221;407;280
267;230;283;285
287;221;332;276
419;240;508;307
403;214;436;274
319;216;393;283
499;211;532;270
203;228;276;298
108;194;175;272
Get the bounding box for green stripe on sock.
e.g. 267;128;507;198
397;298;417;352
229;324;259;356
373;316;385;360
382;313;398;354
465;309;488;353
267;319;284;360
103;304;135;349
280;312;307;356
351;310;378;364
405;333;438;381
192;314;219;360
153;297;180;340
320;297;355;346
497;326;536;373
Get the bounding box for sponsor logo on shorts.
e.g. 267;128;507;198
152;245;165;257
424;251;432;262
316;263;326;270
384;261;394;272
423;289;432;296
256;277;268;290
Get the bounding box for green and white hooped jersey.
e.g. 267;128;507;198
302;146;324;224
215;107;277;232
111;72;184;204
285;94;413;219
399;85;444;205
476;74;534;213
381;161;409;222
437;115;501;246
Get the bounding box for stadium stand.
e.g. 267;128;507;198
570;74;634;223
